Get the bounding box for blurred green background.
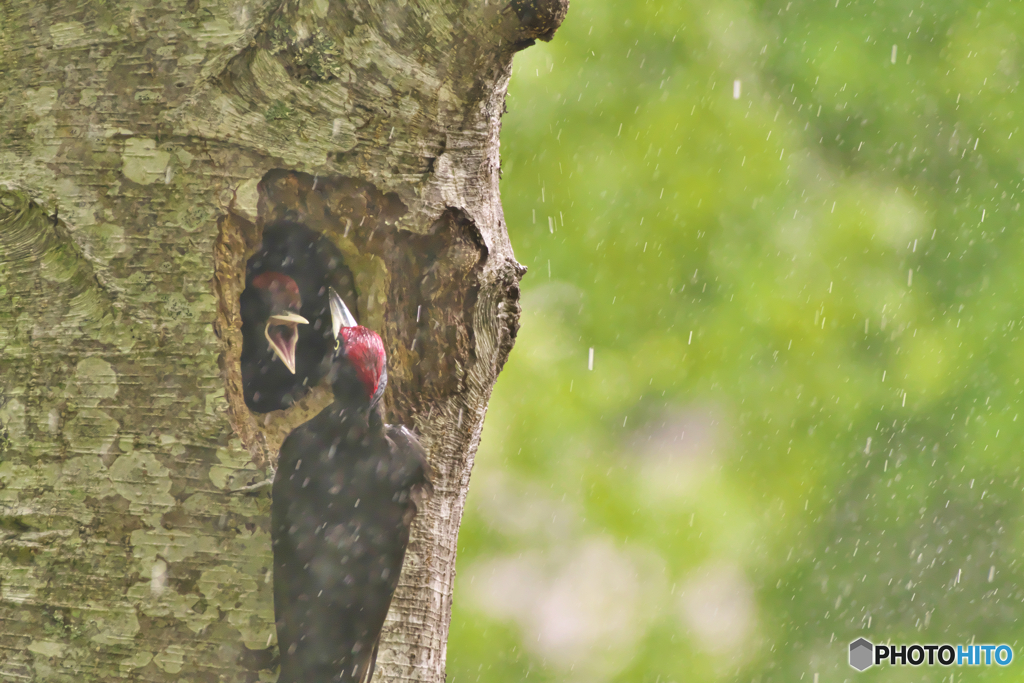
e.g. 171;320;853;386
447;1;1024;681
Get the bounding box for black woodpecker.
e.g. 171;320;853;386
241;220;354;412
272;288;432;683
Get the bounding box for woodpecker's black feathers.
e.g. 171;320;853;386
271;404;432;682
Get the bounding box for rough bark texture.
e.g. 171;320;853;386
0;1;566;681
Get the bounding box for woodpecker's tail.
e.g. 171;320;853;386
360;638;380;683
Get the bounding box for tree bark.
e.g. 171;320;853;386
0;1;567;680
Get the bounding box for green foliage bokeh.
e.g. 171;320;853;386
449;1;1024;681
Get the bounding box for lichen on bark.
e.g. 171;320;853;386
0;0;567;680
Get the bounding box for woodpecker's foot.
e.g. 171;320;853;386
229;468;276;494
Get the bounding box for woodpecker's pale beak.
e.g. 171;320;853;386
329;287;359;340
265;311;309;374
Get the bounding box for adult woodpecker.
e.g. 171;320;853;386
241;271;309;390
272;288;432;683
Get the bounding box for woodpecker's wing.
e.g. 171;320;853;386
273;411;423;683
272;421;383;683
384;424;434;509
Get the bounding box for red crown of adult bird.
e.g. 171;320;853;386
252;272;309;375
272;288;432;683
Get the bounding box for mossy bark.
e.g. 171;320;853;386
0;1;567;680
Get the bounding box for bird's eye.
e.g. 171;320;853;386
334;338;341;351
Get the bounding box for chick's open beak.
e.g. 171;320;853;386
265;311;309;374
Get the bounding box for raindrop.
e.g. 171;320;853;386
588;347;594;370
150;559;168;596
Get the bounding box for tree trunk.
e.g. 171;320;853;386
0;1;566;680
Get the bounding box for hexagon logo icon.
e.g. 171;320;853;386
849;637;874;671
